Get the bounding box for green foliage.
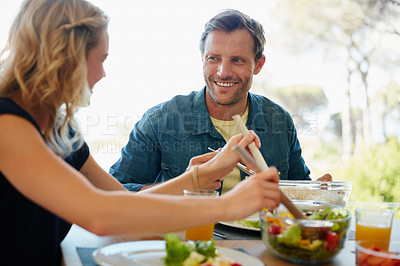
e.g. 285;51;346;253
385;81;400;109
311;138;342;162
339;137;400;203
373;80;400;110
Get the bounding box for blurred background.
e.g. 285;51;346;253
1;0;399;210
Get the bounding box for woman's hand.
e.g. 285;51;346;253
186;151;218;171
193;131;261;190
220;167;280;221
205;131;260;176
184;152;221;190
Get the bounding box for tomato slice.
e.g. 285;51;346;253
267;224;281;235
325;232;340;251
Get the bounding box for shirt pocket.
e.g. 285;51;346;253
160;162;185;181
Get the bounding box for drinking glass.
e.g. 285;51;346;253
355;207;394;250
184;189;219;241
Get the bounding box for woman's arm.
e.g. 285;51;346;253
80;154;127;191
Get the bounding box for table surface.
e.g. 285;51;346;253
61;218;400;266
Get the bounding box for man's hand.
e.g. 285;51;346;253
316;173;332;181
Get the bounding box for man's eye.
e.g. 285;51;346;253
232;58;243;63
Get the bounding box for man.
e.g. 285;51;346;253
110;9;330;192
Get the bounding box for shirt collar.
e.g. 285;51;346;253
246;92;268;132
192;87;267;136
192;87;216;135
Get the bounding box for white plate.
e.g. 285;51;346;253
219;220;260;231
92;240;263;266
219;213;260;231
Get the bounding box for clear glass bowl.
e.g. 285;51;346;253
279;181;352;207
356;240;400;265
260;200;351;264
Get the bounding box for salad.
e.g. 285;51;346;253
262;206;350;263
163;233;242;266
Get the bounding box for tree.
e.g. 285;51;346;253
262;84;328;132
373;80;400;140
270;0;400;157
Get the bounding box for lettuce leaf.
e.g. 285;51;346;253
164;233;192;266
277;225;302;246
195;239;216;258
163;233;217;266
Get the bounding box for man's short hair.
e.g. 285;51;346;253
199;9;266;62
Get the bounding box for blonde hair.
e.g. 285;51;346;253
0;0;108;157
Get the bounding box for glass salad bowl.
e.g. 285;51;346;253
260;200;351;264
279;181;352;207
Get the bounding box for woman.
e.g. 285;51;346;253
0;0;280;265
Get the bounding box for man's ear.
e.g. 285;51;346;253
253;55;266;75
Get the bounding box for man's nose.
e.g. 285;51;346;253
217;60;232;78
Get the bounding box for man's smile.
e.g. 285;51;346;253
214;81;238;87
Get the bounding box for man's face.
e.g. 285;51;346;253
202;29;264;106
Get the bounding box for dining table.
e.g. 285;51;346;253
61;209;400;266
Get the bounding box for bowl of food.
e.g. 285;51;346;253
279;181;352;207
356;240;400;265
260;200;351;264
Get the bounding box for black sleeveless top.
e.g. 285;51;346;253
0;98;90;266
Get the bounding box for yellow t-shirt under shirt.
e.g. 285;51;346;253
210;107;249;194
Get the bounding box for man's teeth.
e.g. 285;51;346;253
216;82;235;87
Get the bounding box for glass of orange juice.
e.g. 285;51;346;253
355;207;394;250
184;189;219;241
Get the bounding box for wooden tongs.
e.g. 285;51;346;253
232;115;306;220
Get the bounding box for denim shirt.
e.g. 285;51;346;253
110;88;311;191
